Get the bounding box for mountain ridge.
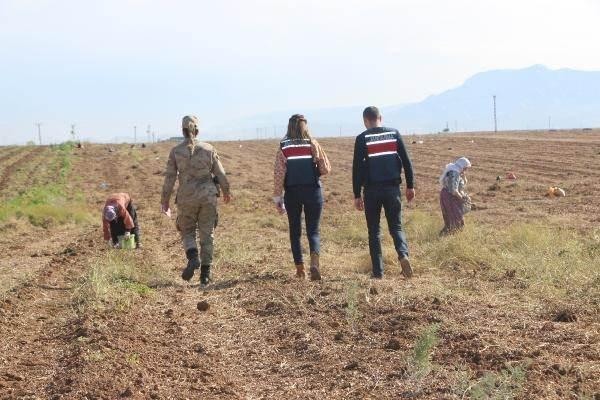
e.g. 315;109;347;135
207;65;600;139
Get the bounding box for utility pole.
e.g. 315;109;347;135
36;123;42;145
134;125;137;143
339;126;342;137
548;116;551;131
493;95;497;133
147;125;151;142
70;124;76;141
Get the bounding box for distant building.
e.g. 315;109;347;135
166;137;185;142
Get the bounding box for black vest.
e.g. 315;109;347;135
364;129;401;184
280;138;319;187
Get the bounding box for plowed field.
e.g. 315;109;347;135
0;131;598;399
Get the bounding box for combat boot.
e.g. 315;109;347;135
295;264;306;279
309;253;321;281
200;265;211;286
182;248;200;281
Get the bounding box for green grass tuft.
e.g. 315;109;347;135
406;212;600;308
0;142;92;227
465;361;530;400
409;323;440;379
73;251;169;312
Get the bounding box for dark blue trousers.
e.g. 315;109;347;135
284;186;323;265
364;186;408;277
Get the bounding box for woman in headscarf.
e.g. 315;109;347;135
273;114;331;280
102;192;141;248
439;157;471;235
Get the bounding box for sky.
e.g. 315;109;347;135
0;0;599;144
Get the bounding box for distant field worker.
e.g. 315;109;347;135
439;157;472;235
352;106;415;279
102;192;141;249
161;116;231;286
273;114;331;280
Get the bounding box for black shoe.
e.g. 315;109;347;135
200;265;211;286
182;249;200;281
371;273;383;280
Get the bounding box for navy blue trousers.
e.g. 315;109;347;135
284;186;323;265
364;186;408;277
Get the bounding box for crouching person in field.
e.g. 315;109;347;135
439;157;472;235
273;114;331;280
102;192;141;248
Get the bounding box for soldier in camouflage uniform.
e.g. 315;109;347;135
161;116;231;285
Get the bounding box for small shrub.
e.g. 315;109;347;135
466;362;529;400
345;281;361;326
409;323;440;379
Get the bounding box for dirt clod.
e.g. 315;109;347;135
334;332;344;341
120;387;133;397
4;372;23;381
343;361;359;370
196;300;210;312
369;287;378;295
385;338;402;351
194;344;205;354
554;309;577;323
505;269;516;278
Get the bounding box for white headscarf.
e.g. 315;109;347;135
439;157;471;185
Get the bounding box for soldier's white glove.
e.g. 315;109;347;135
124;231;131;239
273;196;286;214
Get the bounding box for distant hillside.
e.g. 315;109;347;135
208;65;600;138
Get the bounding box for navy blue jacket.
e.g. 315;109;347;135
352;127;414;198
281;138;320;187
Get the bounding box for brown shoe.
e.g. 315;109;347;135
309;253;322;281
399;256;413;278
296;264;306;279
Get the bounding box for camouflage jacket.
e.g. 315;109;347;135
161;138;230;205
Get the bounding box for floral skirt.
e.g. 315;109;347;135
440;188;465;233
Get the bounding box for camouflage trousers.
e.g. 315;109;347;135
176;195;218;266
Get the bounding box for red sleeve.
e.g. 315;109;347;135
103;218;111;240
273;150;287;197
120;205;135;230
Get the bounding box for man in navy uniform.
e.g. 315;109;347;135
352;106;415;279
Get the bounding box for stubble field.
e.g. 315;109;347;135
0;130;598;399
